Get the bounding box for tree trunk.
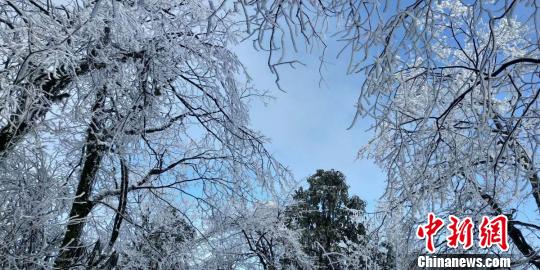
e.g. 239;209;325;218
54;87;107;268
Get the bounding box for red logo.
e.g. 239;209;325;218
479;215;509;251
416;214;508;253
446;215;474;250
416;213;445;253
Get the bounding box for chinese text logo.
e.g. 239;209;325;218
416;213;508;253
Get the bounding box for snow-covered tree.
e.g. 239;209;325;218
0;0;326;267
2;0;537;268
286;169;395;269
117;201;196;269
350;0;540;268
237;202;312;270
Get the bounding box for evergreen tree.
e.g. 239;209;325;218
285;169;394;269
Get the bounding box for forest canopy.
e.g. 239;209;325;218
0;0;538;269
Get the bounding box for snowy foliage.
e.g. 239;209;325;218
285;170;395;270
352;0;540;267
1;0;538;268
0;0;300;268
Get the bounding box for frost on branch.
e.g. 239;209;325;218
0;0;304;268
354;0;540;267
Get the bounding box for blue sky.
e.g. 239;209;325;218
236;41;386;210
